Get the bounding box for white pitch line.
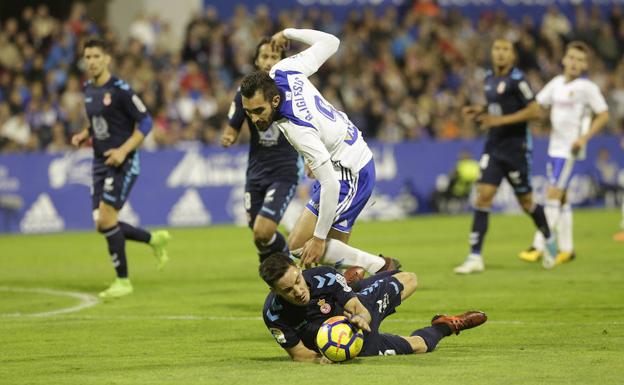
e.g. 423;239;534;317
0;286;99;317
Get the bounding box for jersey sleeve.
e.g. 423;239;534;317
280;122;330;170
263;308;301;349
227;89;246;131
119;87;150;123
584;82;609;114
513;74;535;106
270;29;340;78
536;78;556;106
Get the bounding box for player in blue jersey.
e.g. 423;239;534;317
71;38;170;298
220;38;301;262
454;39;557;274
240;28;399;275
260;253;487;362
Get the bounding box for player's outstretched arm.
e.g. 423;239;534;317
343;297;372;332
272;28;340;77
477;101;541;129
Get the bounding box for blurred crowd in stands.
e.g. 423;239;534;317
1;1;624;153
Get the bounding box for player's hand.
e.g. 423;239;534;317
104;148;128;167
476;114;504;129
220;127;239;147
346;313;371;333
571;136;588;156
462;105;484;121
300;237;326;268
71;132;88;147
318;356;333;365
304;164;315;179
270;31;289;52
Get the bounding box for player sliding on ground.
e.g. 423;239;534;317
260;252;487;362
519;41;610;265
71;38;170;299
240;28;398;274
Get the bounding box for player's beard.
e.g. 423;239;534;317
257;105;277;131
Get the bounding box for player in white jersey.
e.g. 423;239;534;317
239;28;399;275
519;41;610;265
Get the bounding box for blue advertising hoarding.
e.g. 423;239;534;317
1;136;622;234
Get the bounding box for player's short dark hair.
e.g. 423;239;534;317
253;37;287;67
83;37;109;54
240;70;279;101
259;252;295;287
566;41;591;58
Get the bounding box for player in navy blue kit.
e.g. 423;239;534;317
221;38;301;262
260;253;487;363
71;38;170;298
454;39;556;274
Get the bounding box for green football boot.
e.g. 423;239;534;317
149;230;171;271
99;278;133;299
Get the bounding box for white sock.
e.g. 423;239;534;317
532;230;544;251
535;199;561;251
322;239;385;274
558;203;573;252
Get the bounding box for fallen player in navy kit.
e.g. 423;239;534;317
260;253;487;363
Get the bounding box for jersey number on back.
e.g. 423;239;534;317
314;96;358;146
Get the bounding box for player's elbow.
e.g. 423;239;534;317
326;34;340;54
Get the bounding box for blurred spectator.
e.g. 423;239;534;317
0;2;624;154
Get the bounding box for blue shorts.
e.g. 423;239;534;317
245;180;298;227
305;159;375;233
546;156;576;190
92;152;140;210
356;275;413;356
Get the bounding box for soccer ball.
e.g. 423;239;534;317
316;315;364;362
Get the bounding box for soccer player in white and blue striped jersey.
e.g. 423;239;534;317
239;28;398;274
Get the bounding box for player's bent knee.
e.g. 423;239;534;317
393;272;417;300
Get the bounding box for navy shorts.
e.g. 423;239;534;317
245;180;298;227
356;276;413;356
478;151;532;195
92;152;140;210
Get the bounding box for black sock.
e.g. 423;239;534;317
257;231;289;262
100;225;128;278
410;324;451;352
470;209;489;254
118;221;151;243
528;204;551;239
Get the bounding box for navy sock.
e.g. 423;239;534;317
469;209;489;254
100;225;128;278
257;231;289;262
118;221;151;243
529;204;551;239
410;324;451;352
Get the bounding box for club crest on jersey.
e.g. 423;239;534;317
317;299;331;314
103;92;112;106
497;81;506;94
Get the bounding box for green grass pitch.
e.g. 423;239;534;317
1;209;623;384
